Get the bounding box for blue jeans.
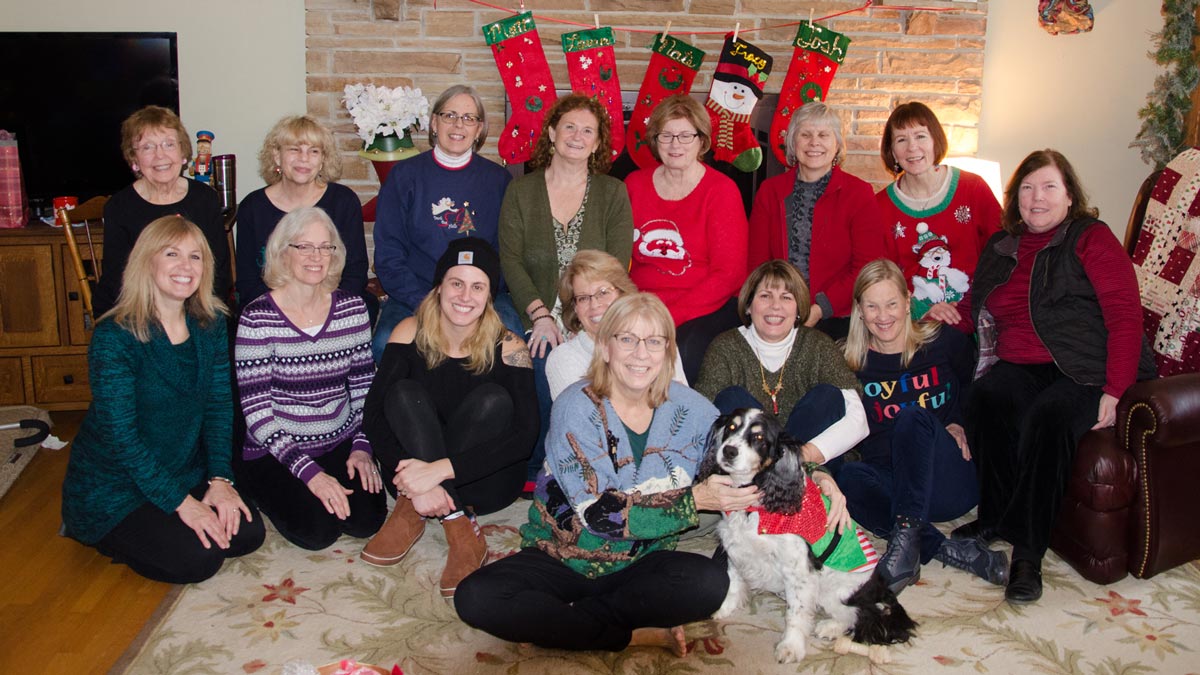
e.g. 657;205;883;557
712;383;847;474
836;406;978;562
372;292;525;363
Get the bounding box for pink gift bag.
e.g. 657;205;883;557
0;136;29;228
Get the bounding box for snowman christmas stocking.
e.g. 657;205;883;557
769;22;851;166
626;34;705;169
705;34;772;172
562;27;624;161
483;11;558;164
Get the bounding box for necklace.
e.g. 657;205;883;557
751;338;794;415
901;167;944;211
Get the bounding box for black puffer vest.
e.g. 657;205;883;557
971;217;1156;387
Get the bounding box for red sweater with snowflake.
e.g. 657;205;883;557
626;165;749;326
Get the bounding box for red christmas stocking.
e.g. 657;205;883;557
483;12;558;165
626;34;705;170
769;22;850;166
562;27;624;161
705;34;772;172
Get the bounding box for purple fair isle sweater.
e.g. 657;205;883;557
235;289;375;483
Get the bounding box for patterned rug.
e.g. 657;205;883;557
115;501;1200;675
0;406;50;501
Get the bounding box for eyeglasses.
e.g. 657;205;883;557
573;286;618;307
137;139;179;154
288;243;338;257
611;333;668;353
655;132;700;145
435;111;482;127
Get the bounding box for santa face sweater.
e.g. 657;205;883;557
625;165;749;326
234;290;375;483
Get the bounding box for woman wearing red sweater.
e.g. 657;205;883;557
952;150;1155;605
748;102;890;339
626;95;748;383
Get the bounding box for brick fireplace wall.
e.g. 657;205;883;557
305;0;988;247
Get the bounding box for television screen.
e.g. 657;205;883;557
0;32;179;205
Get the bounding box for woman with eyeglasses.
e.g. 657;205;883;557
498;95;634;486
372;85;522;361
235;207;385;551
624;95;749;385
545;250;685;400
234;115;369;310
695;260;868;474
96;106;231;317
457;293;754;656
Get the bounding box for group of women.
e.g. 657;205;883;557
63;88;1151;655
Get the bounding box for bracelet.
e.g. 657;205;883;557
533;314;554;324
209;476;235;487
526;303;546;317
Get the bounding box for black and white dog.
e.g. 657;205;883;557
698;408;916;664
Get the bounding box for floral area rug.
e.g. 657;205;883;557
116;501;1200;675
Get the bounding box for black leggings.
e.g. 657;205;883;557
455;548;729;651
94;483;265;584
242;438;387;550
676;297;741;385
375;379;523;517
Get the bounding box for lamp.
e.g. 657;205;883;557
941;156;1004;204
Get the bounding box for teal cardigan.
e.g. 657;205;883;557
61;314;234;544
498;169;633;329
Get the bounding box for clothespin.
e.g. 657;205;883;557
809;9;815;26
733;22;740;43
594;14;600;29
519;1;525;10
660;20;671;48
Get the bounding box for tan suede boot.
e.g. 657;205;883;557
439;515;487;598
360;495;425;566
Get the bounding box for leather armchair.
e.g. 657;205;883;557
1051;374;1200;584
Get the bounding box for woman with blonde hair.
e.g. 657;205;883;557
362;238;536;599
235;115;369;308
96;106;230;316
838;258;1005;594
62;215;264;583
235;207;384;551
456;293;756;655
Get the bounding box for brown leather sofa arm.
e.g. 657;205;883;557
1121;374;1200;579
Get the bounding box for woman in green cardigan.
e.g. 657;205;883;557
498;93;633;483
62;215;264;584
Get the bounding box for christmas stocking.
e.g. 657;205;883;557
626;34;705;169
769;22;850;166
483;12;558;164
706;34;772;172
562;27;624;161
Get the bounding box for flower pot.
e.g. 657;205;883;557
360;132;421;222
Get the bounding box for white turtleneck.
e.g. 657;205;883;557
737;324;796;372
433;145;473;169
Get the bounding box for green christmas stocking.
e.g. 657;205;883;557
562;27;624;161
705;34;772;172
626;34;705;169
484;12;558;164
769;22;851;166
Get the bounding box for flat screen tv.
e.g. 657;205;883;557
0;32;179;206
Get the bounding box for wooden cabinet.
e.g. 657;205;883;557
0;223;102;410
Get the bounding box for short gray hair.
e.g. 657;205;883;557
429;84;488;151
785;102;845;168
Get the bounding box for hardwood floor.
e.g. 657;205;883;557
0;411;170;675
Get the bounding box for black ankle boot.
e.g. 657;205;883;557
878;516;922;594
935;537;1008;585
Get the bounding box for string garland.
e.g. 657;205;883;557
439;0;965;34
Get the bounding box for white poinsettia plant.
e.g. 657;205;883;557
342;83;430;146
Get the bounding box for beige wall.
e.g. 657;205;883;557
979;3;1163;238
4;0;307;195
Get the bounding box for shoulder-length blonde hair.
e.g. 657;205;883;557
257;115;343;185
844;258;938;371
557;250;637;335
737;260;812;329
586;293;677;409
413;275;505;375
104;215;227;342
261;206;345;293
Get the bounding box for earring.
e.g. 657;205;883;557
893;160;902;174
274;165;281;175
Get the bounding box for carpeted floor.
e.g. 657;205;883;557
114;500;1200;675
0;406;50;501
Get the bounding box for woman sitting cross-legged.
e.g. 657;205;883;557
545;249;686;401
62;215;264;584
361;237;537;599
694;260;869;472
837;259;1007;594
235;207;385;551
455;293;758;655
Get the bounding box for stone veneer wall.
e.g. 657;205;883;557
305;0;988;250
